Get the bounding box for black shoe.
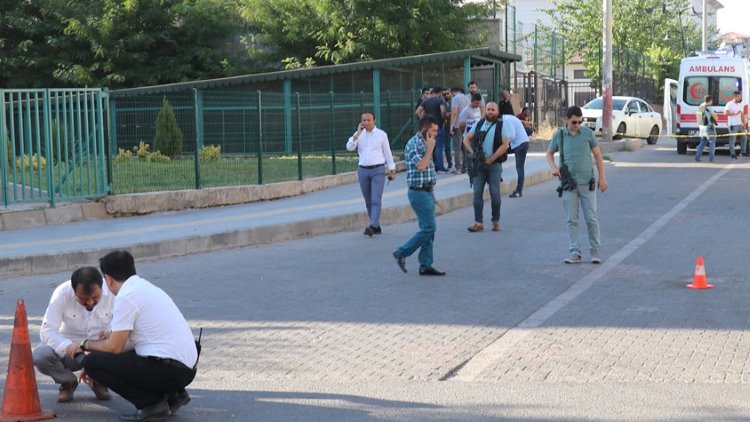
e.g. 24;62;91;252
371;225;382;235
392;251;407;273
419;267;446;276
364;226;373;237
167;389;191;414
509;191;522;198
119;401;170;421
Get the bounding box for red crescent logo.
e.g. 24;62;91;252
690;83;706;99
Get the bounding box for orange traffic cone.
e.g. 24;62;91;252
0;299;55;422
687;256;713;290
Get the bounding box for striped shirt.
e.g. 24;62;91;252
404;132;436;188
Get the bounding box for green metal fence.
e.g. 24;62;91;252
1;88;109;207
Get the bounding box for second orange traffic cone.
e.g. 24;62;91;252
0;299;55;422
687;256;713;289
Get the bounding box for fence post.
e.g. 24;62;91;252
0;89;7;207
257;90;263;185
373;69;381;123
192;88;202;189
296;92;303;181
284;79;292;155
329;91;336;175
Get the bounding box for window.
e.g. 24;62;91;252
684;76;742;106
637;100;652;113
573;69;587;79
627;101;639;114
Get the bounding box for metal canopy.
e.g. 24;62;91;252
112;48;521;97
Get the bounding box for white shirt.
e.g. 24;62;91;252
459;106;482;134
40;280;115;357
346;126;396;170
111;275;198;368
501;115;531;149
725;100;744;126
451;93;470;128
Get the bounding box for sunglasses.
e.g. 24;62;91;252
570;120;583;125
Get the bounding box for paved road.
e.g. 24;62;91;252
3;140;750;421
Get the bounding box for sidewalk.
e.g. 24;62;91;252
0;141;638;278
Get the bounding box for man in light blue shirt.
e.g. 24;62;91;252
501;114;530;198
462;103;509;233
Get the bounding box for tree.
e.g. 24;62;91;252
543;0;715;85
1;0;249;88
239;0;490;69
153;97;183;158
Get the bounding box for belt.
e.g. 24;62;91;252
409;184;433;192
148;356;194;372
359;164;384;169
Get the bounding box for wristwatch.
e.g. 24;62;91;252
79;339;88;351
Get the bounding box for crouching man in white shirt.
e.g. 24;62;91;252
33;266;115;402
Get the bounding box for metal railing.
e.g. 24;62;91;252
1;88;109;207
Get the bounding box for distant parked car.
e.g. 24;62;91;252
581;96;662;144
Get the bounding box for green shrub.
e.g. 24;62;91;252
199;145;221;161
115;148;133;162
146;151;171;163
153;96;183;158
16;154;46;170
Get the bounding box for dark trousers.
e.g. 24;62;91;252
84;351;195;409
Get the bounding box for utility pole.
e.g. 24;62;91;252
701;0;707;51
602;0;613;142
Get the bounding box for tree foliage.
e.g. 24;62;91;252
543;0;716;84
239;0;490;69
1;0;246;88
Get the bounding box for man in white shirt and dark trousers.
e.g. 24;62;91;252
347;111;396;236
33;266;115;402
81;250;198;421
724;90;747;159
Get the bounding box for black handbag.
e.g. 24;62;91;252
556;129;577;197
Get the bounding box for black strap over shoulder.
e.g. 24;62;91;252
473;118;506;163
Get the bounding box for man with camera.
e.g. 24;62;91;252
462;102;509;233
546;106;608;264
695;95;718;162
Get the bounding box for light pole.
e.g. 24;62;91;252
602;0;613;142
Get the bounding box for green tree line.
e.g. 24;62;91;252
0;0;489;89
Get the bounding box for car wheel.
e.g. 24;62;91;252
646;126;659;145
677;141;687;154
614;122;625;140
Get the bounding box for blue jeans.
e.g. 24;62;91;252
394;189;436;269
434;128;448;171
472;162;502;223
563;185;600;255
729;124;747;157
695;127;716;161
512;142;529;193
357;165;386;228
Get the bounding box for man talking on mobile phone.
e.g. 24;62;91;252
392;116;446;276
346;111;396;236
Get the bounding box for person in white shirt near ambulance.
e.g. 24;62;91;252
724;90;747;159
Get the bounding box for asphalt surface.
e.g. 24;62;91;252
3;140;750;421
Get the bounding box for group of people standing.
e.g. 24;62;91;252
348;83;607;273
694;90;748;162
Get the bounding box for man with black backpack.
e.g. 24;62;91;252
462;102;509;233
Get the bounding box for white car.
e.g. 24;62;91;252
581;96;662;144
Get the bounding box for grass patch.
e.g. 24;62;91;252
111;153;363;194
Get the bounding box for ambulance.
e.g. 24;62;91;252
663;49;750;154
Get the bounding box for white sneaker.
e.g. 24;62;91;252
591;253;602;264
564;254;582;264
